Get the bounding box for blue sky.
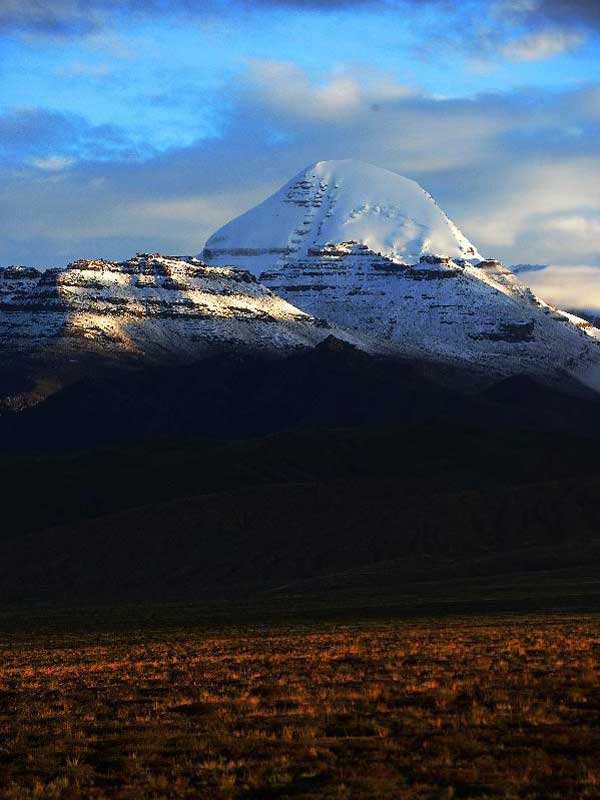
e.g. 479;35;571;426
0;0;599;304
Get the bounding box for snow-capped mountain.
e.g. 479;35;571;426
204;159;481;271
0;253;331;359
203;159;600;387
0;253;347;408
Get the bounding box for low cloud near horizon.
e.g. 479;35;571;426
522;265;600;311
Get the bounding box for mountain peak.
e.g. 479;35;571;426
202;160;600;389
314;334;358;354
305;158;431;192
203;159;481;272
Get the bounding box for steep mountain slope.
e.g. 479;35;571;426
203;159;482;270
203;160;600;386
0;253;346;408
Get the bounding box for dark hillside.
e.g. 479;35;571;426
2;469;600;606
1;424;598;542
3;339;600;453
2;342;600;610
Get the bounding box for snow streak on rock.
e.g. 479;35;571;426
204;159;481;273
203;159;600;385
0;254;335;364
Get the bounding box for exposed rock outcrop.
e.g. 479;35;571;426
203;159;600;387
0;253;355;408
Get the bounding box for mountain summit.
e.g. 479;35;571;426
203;159;600;387
203;159;481;271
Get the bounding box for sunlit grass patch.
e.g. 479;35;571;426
0;615;599;798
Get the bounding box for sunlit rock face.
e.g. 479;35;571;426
203;159;600;386
0;253;342;409
0;253;332;360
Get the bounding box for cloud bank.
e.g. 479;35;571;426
500;29;582;60
523;265;600;311
0;61;598;286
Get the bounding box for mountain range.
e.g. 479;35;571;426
0;251;357;410
2;159;600;610
2;159;600;412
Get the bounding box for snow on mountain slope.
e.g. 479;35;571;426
202;159;600;386
0;254;333;360
0;253;356;409
204;159;481;272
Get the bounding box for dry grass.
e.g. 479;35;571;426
1;615;599;798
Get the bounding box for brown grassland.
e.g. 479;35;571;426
1;614;599;799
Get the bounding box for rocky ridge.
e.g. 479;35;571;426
0;252;344;409
203;160;600;386
0;252;339;358
257;245;600;378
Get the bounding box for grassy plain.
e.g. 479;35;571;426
1;615;599;799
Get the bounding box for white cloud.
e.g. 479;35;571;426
242;60;414;121
122;187;274;242
543;215;600;242
28;155;75;171
521;265;600;310
501;29;583;60
1;64;599;278
462;158;600;263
